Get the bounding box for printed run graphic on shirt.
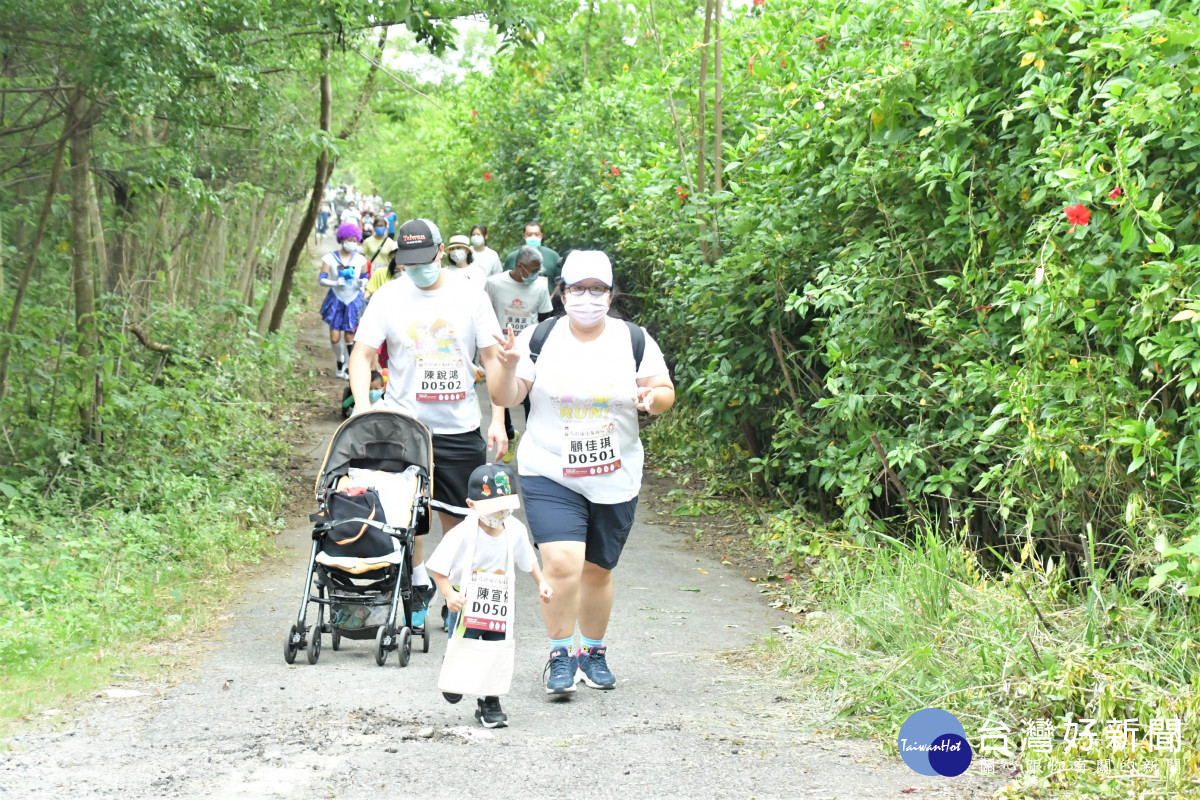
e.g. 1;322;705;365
549;374;629;477
407;318;469;401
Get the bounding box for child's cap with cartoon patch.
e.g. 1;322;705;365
466;463;520;515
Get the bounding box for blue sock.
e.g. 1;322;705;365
550;636;574;652
581;635;603;653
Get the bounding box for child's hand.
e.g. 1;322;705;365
538;582;554;603
446;589;465;613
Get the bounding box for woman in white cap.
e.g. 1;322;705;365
488;250;675;695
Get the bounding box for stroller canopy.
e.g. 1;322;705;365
316;411;433;495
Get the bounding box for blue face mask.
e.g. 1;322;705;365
407;260;441;288
522;271;542;285
374;227;387;237
369;388;384;403
525;236;542;247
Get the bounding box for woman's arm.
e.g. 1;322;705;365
635;374;676;415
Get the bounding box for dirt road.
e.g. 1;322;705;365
1;250;1002;800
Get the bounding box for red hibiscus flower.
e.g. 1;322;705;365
748;56;755;74
1108;186;1123;199
611;166;620;176
780;58;787;68
901;39;911;49
471;109;478;118
753;0;765;6
1064;203;1091;229
815;35;828;50
483;172;492;180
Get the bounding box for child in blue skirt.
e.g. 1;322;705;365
320;222;370;378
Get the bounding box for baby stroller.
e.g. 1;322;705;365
284;410;434;667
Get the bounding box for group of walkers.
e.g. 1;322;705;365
318;211;675;728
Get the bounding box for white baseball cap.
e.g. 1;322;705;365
560;250;613;287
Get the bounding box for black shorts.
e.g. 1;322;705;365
429;429;487;524
520;476;638;570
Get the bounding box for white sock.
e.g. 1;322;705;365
331;339;346;368
412;563;431;587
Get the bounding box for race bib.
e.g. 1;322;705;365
503;311;534;333
561;419;621;477
463;572;510;633
416;357;467;401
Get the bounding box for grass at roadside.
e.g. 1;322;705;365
644;413;1200;798
0;312;305;738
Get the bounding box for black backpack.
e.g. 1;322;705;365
528;317;645;370
316;488;393;559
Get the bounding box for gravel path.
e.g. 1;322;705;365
1;249;1003;800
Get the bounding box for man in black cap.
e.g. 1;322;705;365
349;218;512;625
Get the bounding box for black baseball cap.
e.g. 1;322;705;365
467;463;521;514
395;218;443;265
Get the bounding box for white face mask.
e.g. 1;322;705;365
479;509;512;528
449;249;467;264
470;234;485;248
564;292;610;327
341;240;357;253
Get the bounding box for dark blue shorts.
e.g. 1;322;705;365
519;476;638;570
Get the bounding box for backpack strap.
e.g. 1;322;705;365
624;320;645;372
528;317;559;364
528;316;645;371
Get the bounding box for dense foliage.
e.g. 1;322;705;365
354;0;1200;586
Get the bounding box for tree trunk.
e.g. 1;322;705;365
238;193;272;306
257;202;304;335
0;121;68;400
266;44;333;334
85;168;108;298
68;89;100;434
696;0;714;264
712;0;724;262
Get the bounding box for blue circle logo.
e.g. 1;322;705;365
898;708;973;777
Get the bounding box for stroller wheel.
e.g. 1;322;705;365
421;626;430;654
397;627;412;668
283;624;302;665
374;625;392;666
306;623;322;665
331;628;341;651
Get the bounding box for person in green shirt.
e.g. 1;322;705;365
501;222;561;285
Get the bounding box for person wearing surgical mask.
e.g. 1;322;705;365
445;235;487;286
469;224;503;277
362;220;398;271
500;222;561;287
487;250;674;697
484;245;554;462
348;217;513;631
318;222;369;379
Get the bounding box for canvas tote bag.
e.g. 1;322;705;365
436;525;516;697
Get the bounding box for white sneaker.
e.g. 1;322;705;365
335;366;348;380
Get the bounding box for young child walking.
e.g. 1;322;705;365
427;463;552;728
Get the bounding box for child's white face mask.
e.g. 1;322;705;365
479;509;512;528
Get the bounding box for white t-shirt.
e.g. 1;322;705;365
515;317;669;503
485;273;552;335
473;247;504;277
446;263;487;286
355;270;502;434
425;515;538;586
321;251;368;304
340;208;361;225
